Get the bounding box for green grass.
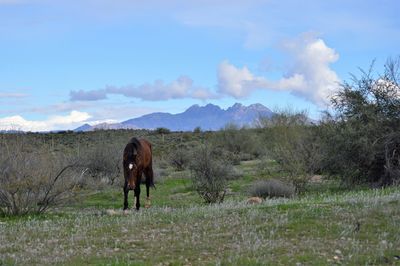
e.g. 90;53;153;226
1;160;400;265
1;186;400;265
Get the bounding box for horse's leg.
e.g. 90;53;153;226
123;181;129;210
134;185;141;211
144;166;153;208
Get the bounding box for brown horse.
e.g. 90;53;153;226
123;137;154;211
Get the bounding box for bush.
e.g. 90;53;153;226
212;123;265;161
193;126;202;134
259;109;322;192
189;145;233;203
248;179;295;199
0;138;84;215
154;127;171;135
210;147;241;165
324;57;400;186
168;144;192;171
81;143;122;186
153;159;170;184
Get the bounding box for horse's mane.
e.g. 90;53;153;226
126;137;141;157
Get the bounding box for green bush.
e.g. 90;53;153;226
212;123;265;160
189;145;233;203
258;109;322;191
323;57;400;186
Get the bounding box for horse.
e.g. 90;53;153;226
123;137;155;211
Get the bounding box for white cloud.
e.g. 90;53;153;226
0;110;91;131
217;61;266;98
282;33;340;104
217;34;340;106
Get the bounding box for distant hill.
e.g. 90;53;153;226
74;103;274;132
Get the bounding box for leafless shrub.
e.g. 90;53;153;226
168;144;192;171
189;145;233;204
248;179;295;199
81;144;122;186
0;138;84;215
210;147;241;166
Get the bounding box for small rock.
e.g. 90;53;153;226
106;209;117;216
247;197;263;204
335;249;342;255
311;175;323;182
333;256;340;260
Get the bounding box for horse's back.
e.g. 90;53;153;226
139;139;152;167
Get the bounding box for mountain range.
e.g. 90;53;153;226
74;103;274;132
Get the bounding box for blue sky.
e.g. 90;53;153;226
0;0;399;131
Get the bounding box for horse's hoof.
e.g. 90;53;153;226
123;209;130;215
145;199;151;208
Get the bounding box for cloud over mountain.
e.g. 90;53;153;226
70;76;217;102
217;34;340;106
69;34;339;106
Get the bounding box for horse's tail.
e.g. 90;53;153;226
147;141;156;189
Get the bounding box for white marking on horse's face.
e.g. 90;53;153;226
129;163;133;170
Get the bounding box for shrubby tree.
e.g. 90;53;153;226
212;123;264;162
0;137;85;215
324;57;400;185
258;109;322;191
189;145;233;203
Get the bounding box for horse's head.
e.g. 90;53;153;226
124;143;139;190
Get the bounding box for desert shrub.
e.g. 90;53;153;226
154;156;170;169
153;167;168;184
322;57;400;186
259;110;322;191
153;159;170;184
193;126;202;133
154;127;171;134
210;147;241;165
168;144;193;171
248;179;295;198
212;123;265;161
81;143;122;186
189;145;234;203
0;138;84;215
256;157;282;177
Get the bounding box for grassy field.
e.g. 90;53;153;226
1;159;400;265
